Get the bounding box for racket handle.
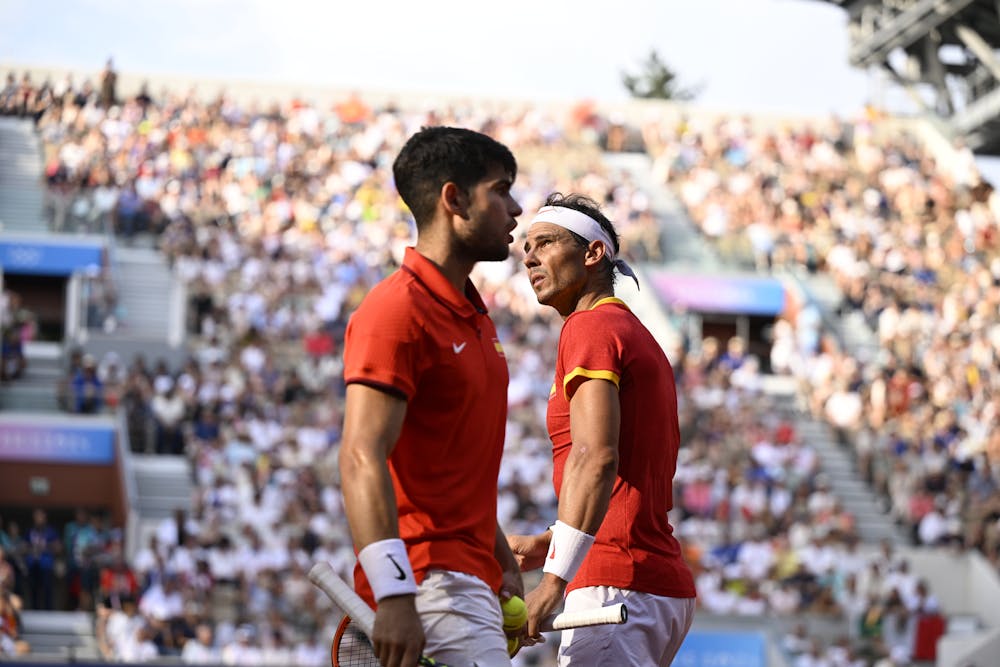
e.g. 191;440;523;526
539;602;628;631
308;562;376;636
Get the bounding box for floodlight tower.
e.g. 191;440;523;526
823;0;1000;155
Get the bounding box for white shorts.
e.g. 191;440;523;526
557;586;696;666
416;569;510;667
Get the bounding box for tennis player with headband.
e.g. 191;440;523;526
509;193;697;665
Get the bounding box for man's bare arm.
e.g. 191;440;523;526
339;383;407;547
525;378;620;638
338;382;424;667
558;378;620;532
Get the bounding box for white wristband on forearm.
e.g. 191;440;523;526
357;538;418;601
542;520;595;582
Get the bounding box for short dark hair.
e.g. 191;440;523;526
392;126;517;229
542;192;620;284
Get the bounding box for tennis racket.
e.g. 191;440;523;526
309;562;627;667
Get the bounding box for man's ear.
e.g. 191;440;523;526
584;240;609;268
441;182;469;220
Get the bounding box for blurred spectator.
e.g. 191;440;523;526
0;290;32;382
71;353;104;413
221;624;262;665
24;509;58;610
63;508;97;610
99;551;139;609
181;622;220;664
151;377;186;454
96;595;141;659
99;59;117;109
120;623;159;663
0;590;29;657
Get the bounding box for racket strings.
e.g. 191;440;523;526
335;619;380;667
333;617;445;667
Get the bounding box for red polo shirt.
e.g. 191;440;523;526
343;247;509;604
547;298;696;599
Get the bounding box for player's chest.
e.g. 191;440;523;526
419;314;508;390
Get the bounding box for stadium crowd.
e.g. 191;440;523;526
652;112;1000;566
1;69;657;665
0;66;980;665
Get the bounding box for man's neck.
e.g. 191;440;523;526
414;240;474;295
563;286;615;319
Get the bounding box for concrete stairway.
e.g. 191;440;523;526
131;453;193;520
107;246;175;340
0;117;45;233
19;610;99;661
795;415;907;545
0;342;63;412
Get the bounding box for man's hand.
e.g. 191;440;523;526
507;531;551;572
372;595;425;667
524;573;567;644
498;567;525;608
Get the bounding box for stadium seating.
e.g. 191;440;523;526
3;65;997;666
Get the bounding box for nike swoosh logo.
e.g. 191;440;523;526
386;554;406;581
452;342;467;354
548;544;556;559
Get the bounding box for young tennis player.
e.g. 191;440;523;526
339;127;525;667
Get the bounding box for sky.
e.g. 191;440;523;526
0;0;878;115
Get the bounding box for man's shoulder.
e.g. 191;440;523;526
351;269;426;321
563;302;647;341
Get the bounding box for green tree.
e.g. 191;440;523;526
621;49;696;100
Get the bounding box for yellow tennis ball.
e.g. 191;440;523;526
501;595;528;631
507;636;520;656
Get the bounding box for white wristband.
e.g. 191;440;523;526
357;538;418;602
542;520;595;583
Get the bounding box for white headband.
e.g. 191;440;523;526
529;205;640;289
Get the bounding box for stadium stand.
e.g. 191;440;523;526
1;60;999;667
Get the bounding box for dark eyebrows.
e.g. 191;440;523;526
524;231;558;253
492;177;513;191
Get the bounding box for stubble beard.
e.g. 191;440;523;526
459;234;510;263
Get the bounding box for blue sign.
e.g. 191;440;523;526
0;238;105;276
650;272;786;316
0;419;116;464
674;631;767;667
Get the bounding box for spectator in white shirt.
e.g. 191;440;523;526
208;536;241;585
131;535;164;585
151;377;187;454
182;623;220;664
737;531;776;581
138;575;184;623
260;628;293;666
293;629;326;667
119;624;160;663
221;625;263;666
734;583;768;616
97;596;144;660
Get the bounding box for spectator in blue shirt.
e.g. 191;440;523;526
25;510;59;610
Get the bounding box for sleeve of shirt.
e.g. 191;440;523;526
342;292;424;400
559;312;624;401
